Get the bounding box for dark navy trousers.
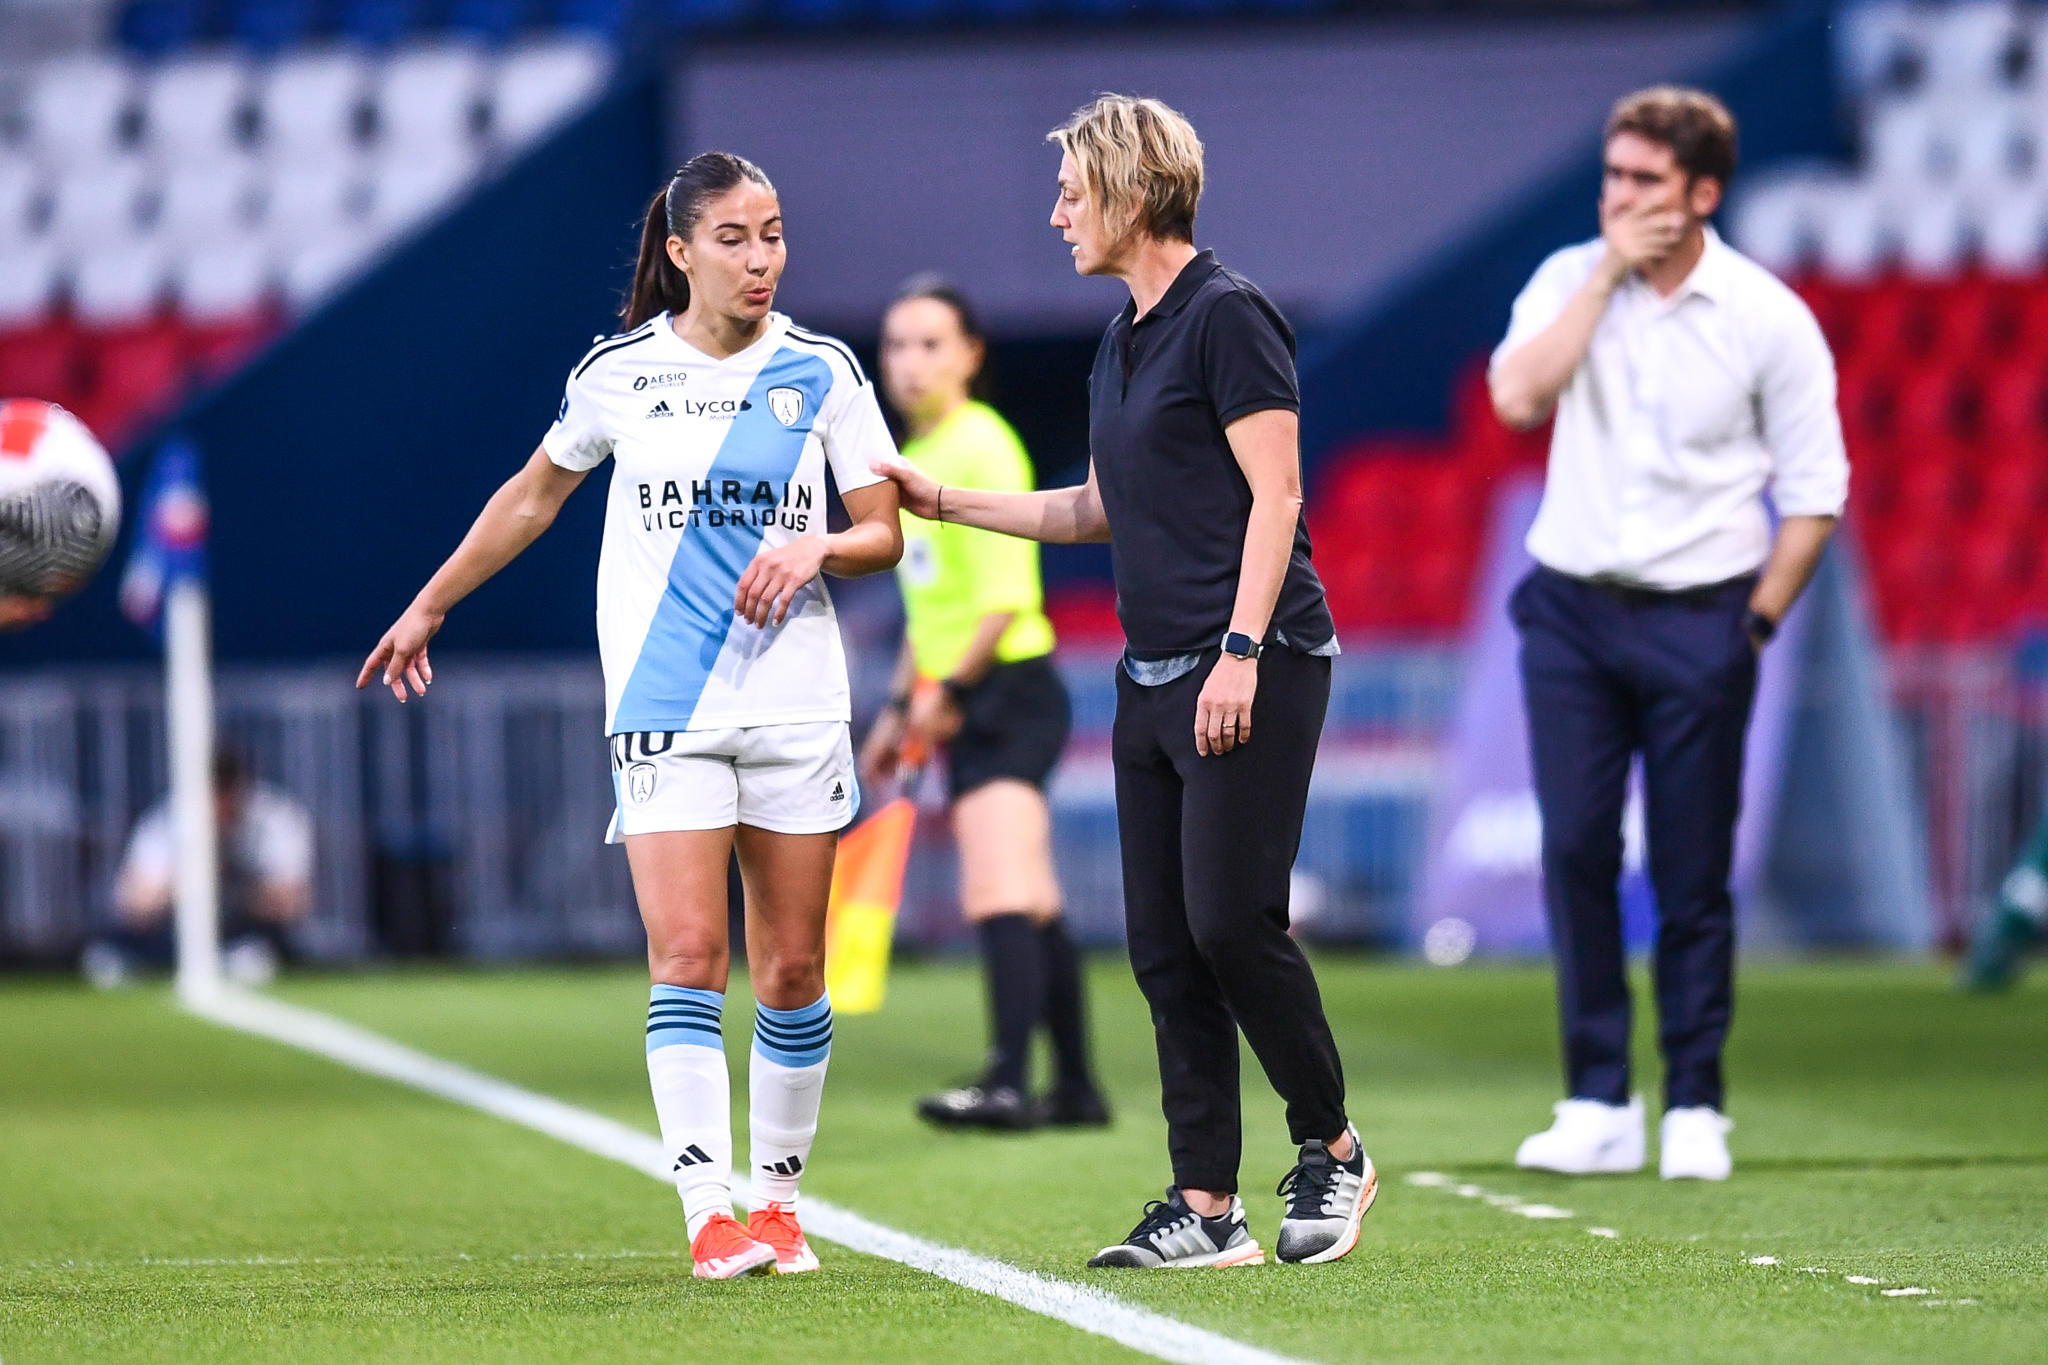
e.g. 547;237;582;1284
1511;566;1759;1112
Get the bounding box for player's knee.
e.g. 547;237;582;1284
750;948;825;1010
647;941;727;990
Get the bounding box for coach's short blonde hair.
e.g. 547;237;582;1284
1048;94;1204;244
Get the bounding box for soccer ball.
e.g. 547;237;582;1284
0;400;122;629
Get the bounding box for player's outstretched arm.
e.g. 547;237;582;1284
870;455;1109;545
356;445;587;702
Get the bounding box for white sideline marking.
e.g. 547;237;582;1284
188;987;1315;1365
1405;1172;1960;1305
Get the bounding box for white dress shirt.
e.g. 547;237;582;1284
1491;227;1849;590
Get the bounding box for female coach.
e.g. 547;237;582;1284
863;276;1108;1134
874;95;1375;1270
359;152;903;1282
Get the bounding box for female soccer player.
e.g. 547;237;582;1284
874;96;1375;1269
862;277;1107;1133
359;152;903;1280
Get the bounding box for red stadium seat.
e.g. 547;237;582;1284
75;321;191;448
0;323;88;410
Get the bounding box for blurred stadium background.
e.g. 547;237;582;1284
0;0;2044;977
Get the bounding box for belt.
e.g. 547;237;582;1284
1545;566;1757;609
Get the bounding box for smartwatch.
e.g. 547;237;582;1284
939;677;972;707
1744;609;1778;645
1221;631;1263;660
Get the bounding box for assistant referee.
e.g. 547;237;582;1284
862;276;1107;1133
876;94;1375;1271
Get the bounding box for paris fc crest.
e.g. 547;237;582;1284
767;387;804;427
626;761;656;804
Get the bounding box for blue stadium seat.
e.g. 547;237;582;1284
119;0;206;56
873;0;951;23
230;0;321;51
448;0;531;40
338;0;423;43
663;0;758;30
770;0;869;26
552;0;633;38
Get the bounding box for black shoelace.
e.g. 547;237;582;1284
1276;1148;1340;1219
1122;1192;1196;1245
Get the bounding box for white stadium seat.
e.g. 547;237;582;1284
490;37;610;148
1835;0;1934;98
1865;96;1949;188
364;146;479;238
174;235;275;322
144;52;252;160
0;152;46;246
1950;95;2033;191
1924;1;2024;96
259;156;370;240
1812;179;1892;282
0;239;61;329
22;55;135;164
374;42;488;154
1977;186;2048;274
70;240;169;327
1895;188;1972;277
1730;171;1837;278
152;158;260;249
258;49;368;156
278;232;381;311
43;157;148;249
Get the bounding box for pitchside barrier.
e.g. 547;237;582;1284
0;650;1460;964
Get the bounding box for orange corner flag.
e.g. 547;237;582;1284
824;796;917;1014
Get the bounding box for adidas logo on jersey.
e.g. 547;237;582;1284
646;400;674;418
673;1143;713;1170
762;1155;804;1177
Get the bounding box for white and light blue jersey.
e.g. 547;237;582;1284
543;312;893;735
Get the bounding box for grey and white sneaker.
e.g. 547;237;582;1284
1275;1124;1378;1264
1086;1188;1266;1269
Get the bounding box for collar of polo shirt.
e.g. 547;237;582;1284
1640;225;1734;308
1121;248;1220;325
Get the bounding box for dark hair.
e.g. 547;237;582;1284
211;745;248;794
886;273;990;398
1605;86;1738;189
621;152;776;329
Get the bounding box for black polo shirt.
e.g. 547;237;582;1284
1088;249;1334;659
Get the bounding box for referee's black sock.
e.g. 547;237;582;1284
1038;915;1097;1095
976;913;1042;1093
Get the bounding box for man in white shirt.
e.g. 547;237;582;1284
1489;87;1848;1181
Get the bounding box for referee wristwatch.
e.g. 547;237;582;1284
1221;631;1264;660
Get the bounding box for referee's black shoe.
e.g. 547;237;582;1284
1036;1084;1112;1128
915;1083;1037;1131
1274;1124;1378;1264
1086;1189;1265;1269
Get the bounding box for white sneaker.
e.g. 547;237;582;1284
1514;1096;1646;1174
1659;1106;1733;1180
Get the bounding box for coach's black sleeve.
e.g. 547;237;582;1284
1201;288;1300;429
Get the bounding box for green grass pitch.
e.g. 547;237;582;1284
3;957;2044;1363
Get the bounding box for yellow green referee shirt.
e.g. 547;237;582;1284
897;400;1057;680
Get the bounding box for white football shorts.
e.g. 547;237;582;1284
605;721;857;842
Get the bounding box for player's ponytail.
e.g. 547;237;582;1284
621;152;777;330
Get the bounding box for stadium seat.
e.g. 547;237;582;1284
143;53;252;159
152;159;261;248
278;233;381;310
1730;173;1821;277
489;38;611;146
1978;188;2048;276
71;242;172;328
119;0;207;57
553;0;637;36
1812;181;1890;280
1895;188;1971;278
44;159;149;250
449;0;534;41
261;157;371;240
365;146;481;237
0;154;43;248
373;42;490;151
185;313;278;379
174;237;275;323
339;0;427;46
77;320;191;446
1834;0;1932;99
21;56;136;164
230;0;321;53
1865;97;1947;188
665;0;761;28
0;322;85;407
257;49;370;156
1924;0;2026;96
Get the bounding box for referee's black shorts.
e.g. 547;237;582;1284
945;654;1071;803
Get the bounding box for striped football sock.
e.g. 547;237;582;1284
749;992;833;1208
645;984;732;1240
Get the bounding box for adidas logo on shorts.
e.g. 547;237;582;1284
829;780;846;803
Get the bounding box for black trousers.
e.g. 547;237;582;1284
1112;645;1347;1193
1511;566;1759;1112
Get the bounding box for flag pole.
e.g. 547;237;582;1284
168;576;220;1005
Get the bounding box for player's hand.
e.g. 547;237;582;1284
0;593;56;632
736;536;828;628
1195;653;1257;757
869;456;941;521
357;602;442;702
1600;202;1686;273
860;711;906;788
